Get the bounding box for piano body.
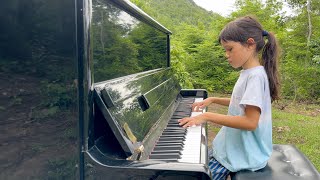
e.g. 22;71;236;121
3;0;319;178
81;0;211;179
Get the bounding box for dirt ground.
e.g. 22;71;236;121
0;72;77;179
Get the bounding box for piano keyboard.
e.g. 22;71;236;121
149;97;205;163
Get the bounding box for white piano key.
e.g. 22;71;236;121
179;98;204;163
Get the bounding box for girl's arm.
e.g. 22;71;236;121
192;97;230;112
179;105;260;131
210;97;230;106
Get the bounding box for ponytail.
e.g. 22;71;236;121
262;32;280;102
218;16;281;102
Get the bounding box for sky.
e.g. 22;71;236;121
193;0;236;16
193;0;294;17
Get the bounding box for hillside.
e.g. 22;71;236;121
131;0;223;32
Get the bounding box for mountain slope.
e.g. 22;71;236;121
131;0;222;32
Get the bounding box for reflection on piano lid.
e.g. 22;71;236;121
90;67;209;161
88;69;211;179
93;69;180;157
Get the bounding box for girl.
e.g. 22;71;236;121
178;16;280;180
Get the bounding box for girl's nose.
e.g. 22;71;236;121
225;52;229;58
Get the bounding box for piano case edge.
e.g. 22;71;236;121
85;145;212;179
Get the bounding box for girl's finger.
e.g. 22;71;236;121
178;118;187;126
179;117;193;126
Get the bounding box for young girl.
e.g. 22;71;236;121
179;16;280;180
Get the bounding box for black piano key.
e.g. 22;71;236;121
161;134;185;138
160;133;184;136
167;122;181;125
163;130;186;133
171;115;187;119
159;134;185;137
153;146;183;151
166;125;185;129
168;119;181;122
167;121;179;124
167;123;181;127
158;137;185;142
148;97;197;161
155;142;183;147
150;150;181;155
166;124;182;128
163;127;186;130
149;153;180;159
173;112;190;116
161;136;184;140
158;137;184;142
156;142;184;146
172;113;188;116
164;128;186;131
165;129;184;132
162;131;186;135
166;125;186;128
162;131;186;134
157;141;184;145
174;110;190;113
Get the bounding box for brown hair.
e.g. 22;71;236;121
219;16;280;102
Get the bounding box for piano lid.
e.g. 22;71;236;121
93;68;181;156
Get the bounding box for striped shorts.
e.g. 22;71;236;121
208;158;230;180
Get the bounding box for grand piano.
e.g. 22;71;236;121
81;0;211;179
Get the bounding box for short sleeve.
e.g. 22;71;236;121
239;75;265;110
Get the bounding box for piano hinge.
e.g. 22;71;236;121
123;122;137;144
126;145;144;160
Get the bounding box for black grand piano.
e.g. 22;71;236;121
83;0;211;179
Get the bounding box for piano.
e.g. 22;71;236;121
82;0;211;179
3;0;319;179
87;69;210;179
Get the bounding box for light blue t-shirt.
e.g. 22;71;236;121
212;66;272;172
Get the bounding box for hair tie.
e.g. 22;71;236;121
262;30;269;37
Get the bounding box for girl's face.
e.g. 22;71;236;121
220;40;255;69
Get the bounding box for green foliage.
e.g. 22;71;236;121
134;0;320;102
280;0;320;101
170;41;194;88
131;0;218;32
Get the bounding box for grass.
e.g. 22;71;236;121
206;95;320;171
272;107;320;171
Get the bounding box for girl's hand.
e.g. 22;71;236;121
192;98;212;112
178;115;206;128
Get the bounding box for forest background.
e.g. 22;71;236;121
131;0;320;102
130;0;320;170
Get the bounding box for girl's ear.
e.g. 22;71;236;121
246;38;256;49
